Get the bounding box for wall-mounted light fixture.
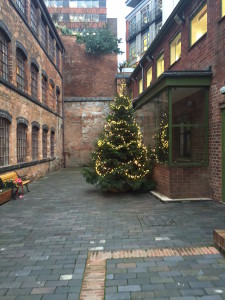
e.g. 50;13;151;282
174;13;185;25
146;55;154;62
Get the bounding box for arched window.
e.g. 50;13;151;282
50;130;55;157
0;29;9;81
49;33;55;60
42;128;48;158
56;87;60;114
32;124;39;160
16;48;26;92
31;63;38;99
0;117;10;166
42;73;47;105
16;0;26;16
17;122;27;163
30;0;38;33
49;80;55;110
40;17;47;49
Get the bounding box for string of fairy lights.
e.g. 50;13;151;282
94;95;151;180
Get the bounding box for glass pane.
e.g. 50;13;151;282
223;0;225;17
171;87;207;164
147;67;152;87
170;32;181;65
157;53;164;77
191;4;207;46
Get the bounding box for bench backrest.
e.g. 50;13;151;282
0;171;18;183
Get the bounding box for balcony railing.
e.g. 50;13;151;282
128;6;162;40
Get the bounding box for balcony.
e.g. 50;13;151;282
127;6;162;41
126;0;142;8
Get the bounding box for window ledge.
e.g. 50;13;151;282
218;15;225;24
188;33;207;52
168;57;181;69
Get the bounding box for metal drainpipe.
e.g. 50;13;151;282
62;49;66;168
140;63;144;92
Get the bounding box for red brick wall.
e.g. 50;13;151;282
129;0;225;201
0;0;63;179
153;164;209;199
62;35;117;166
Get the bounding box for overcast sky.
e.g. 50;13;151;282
107;0;132;64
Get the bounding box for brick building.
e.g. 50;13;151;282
0;0;64;179
128;0;225;202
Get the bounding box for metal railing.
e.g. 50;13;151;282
128;6;162;40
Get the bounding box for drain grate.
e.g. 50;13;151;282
138;215;176;226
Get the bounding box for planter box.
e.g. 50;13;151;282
0;188;12;205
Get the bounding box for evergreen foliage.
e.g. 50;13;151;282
76;26;123;55
153;112;169;163
83;90;155;192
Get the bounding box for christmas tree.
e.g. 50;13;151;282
153;112;169;163
82;90;155;192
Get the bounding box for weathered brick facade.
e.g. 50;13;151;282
0;0;64;179
128;0;225;201
62;34;117;166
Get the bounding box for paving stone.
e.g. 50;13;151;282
118;285;141;292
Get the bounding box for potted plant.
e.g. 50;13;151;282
0;179;12;205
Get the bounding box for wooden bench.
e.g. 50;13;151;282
0;171;30;194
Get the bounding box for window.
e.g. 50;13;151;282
49;34;55;60
56;89;60;114
190;4;207;46
129;16;136;37
147;67;152;87
0;117;9;166
17;123;27;163
139;78;143;95
56;45;60;69
141;5;149;26
222;0;225;17
49;81;55;110
32;126;39;160
40;18;47;49
31;64;38;99
16;0;26;15
50;131;55;157
157;53;164;78
129;39;136;61
42;129;48;158
42;74;47;105
0;30;9;81
30;0;38;33
170;32;181;65
16;48;26;92
141;30;150;53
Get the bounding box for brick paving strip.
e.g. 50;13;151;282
79;246;219;300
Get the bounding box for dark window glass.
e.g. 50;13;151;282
42;75;47;105
16;0;26;15
0;30;9;81
30;0;38;33
31;64;38;98
49;34;54;60
0;118;9;166
40;18;47;48
17;123;27;163
32;126;39;160
56;90;60;114
16;48;26;92
50;131;55;157
56;46;60;68
42;129;48;158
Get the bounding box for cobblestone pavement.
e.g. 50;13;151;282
0;168;225;299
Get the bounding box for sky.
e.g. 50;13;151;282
107;0;132;64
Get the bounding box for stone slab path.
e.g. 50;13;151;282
0;168;225;299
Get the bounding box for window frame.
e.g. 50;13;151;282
16;48;26;92
190;3;207;47
0;29;9;81
16;0;26;16
17;123;27;163
40;17;47;49
146;66;152;87
42;129;48;158
31;63;38;99
156;52;164;78
49;81;55;110
32;126;39;161
42;74;47;105
50;131;55;157
30;0;38;33
0;117;9;166
49;33;55;61
170;32;181;66
138;77;143;95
